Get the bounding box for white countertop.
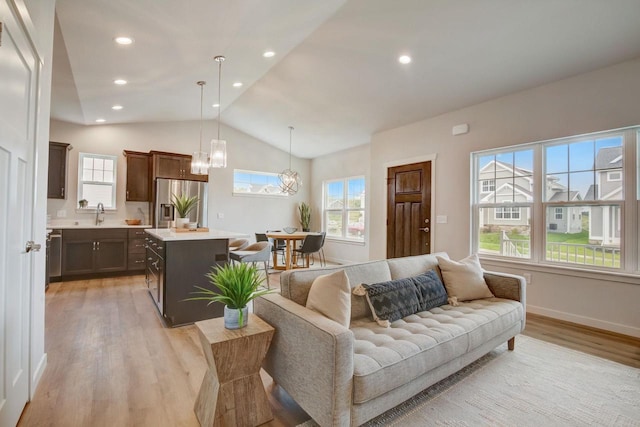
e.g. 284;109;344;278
145;228;249;242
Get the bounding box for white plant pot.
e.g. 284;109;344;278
175;217;189;229
224;305;249;329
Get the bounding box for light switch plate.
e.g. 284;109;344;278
56;210;66;218
217;212;224;219
436;215;447;224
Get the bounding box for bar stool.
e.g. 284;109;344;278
229;241;272;288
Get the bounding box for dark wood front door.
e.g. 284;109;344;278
387;161;432;258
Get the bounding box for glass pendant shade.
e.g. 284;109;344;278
190;80;210;174
210;139;227;168
191;151;209;174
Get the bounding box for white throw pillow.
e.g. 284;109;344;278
305;269;351;328
436;254;494;303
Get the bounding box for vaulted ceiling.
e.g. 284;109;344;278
51;0;640;158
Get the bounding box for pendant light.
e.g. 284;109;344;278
278;126;301;195
210;55;227;168
190;81;209;175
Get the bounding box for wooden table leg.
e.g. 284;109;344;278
285;239;292;270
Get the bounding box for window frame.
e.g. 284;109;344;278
77;152;117;210
472;127;638;274
322;176;366;242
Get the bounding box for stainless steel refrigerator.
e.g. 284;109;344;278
154;178;208;228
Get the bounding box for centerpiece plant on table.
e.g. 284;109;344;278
187;263;274;329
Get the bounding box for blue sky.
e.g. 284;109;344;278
478;136;623;198
326;178;365;200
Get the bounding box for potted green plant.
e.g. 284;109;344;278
78;199;88;209
171;193;199;228
299;202;311;232
188;263;274;329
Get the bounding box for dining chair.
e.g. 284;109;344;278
293;233;325;268
256;232;285;266
229;241;272;289
228;238;249;251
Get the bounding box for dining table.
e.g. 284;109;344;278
265;231;319;271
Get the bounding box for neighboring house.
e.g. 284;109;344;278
587;146;623;246
546;190;583;234
478;160;581;233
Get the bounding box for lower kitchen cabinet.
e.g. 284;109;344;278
60;228;149;277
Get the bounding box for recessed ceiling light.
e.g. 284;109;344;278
263;51;275;58
114;36;133;45
112;105;123;110
114;79;127;85
95;119;106;123
212;103;220;108
398;55;412;64
232;82;243;88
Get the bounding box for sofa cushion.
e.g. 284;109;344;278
280;260;392;320
413;270;448;311
361;278;421;326
437;254;494;302
350;298;523;404
306;269;351;327
387;252;448;280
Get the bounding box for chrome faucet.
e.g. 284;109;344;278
96;202;105;226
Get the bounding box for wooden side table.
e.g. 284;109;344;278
194;314;275;427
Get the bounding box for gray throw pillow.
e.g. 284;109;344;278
362;277;420;326
413;270;448;312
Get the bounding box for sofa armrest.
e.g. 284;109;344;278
254;293;354;427
483;271;526;303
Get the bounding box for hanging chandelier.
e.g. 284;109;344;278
210;55;227;168
190;81;209;174
278;126;301;195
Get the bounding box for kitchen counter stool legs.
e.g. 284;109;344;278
194;315;275;427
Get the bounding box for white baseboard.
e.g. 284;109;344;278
527;305;640;339
31;353;47;399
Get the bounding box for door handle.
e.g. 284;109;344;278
25;241;42;253
419;227;430;233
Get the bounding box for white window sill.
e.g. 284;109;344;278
479;255;640;285
325;237;366;246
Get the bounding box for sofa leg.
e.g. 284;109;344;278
508;337;515;351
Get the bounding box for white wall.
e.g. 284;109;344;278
23;0;56;397
48;119;310;238
311;144;370;264
368;58;640;337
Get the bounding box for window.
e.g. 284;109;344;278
495;206;521;220
608;171;622;181
233;169;287;196
555;208;563;220
323;176;365;241
77;153;117;209
472;127;638;272
481;179;495;192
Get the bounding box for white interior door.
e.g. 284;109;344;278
0;1;39;425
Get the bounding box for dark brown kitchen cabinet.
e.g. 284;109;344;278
61;229;128;275
127;228;148;270
123;150;151;201
151;151;208;182
48;141;70;199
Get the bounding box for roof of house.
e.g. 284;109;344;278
595;146;622;169
548;190;582;202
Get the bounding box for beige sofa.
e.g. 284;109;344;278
254;253;526;426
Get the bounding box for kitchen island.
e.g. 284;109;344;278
145;228;248;327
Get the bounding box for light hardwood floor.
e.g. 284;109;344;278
18;274;640;426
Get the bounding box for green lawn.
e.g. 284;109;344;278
479;228;620;267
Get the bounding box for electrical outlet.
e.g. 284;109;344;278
56;209;66;218
217;212;224;219
523;273;532;285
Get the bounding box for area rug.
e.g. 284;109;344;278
297;335;640;426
